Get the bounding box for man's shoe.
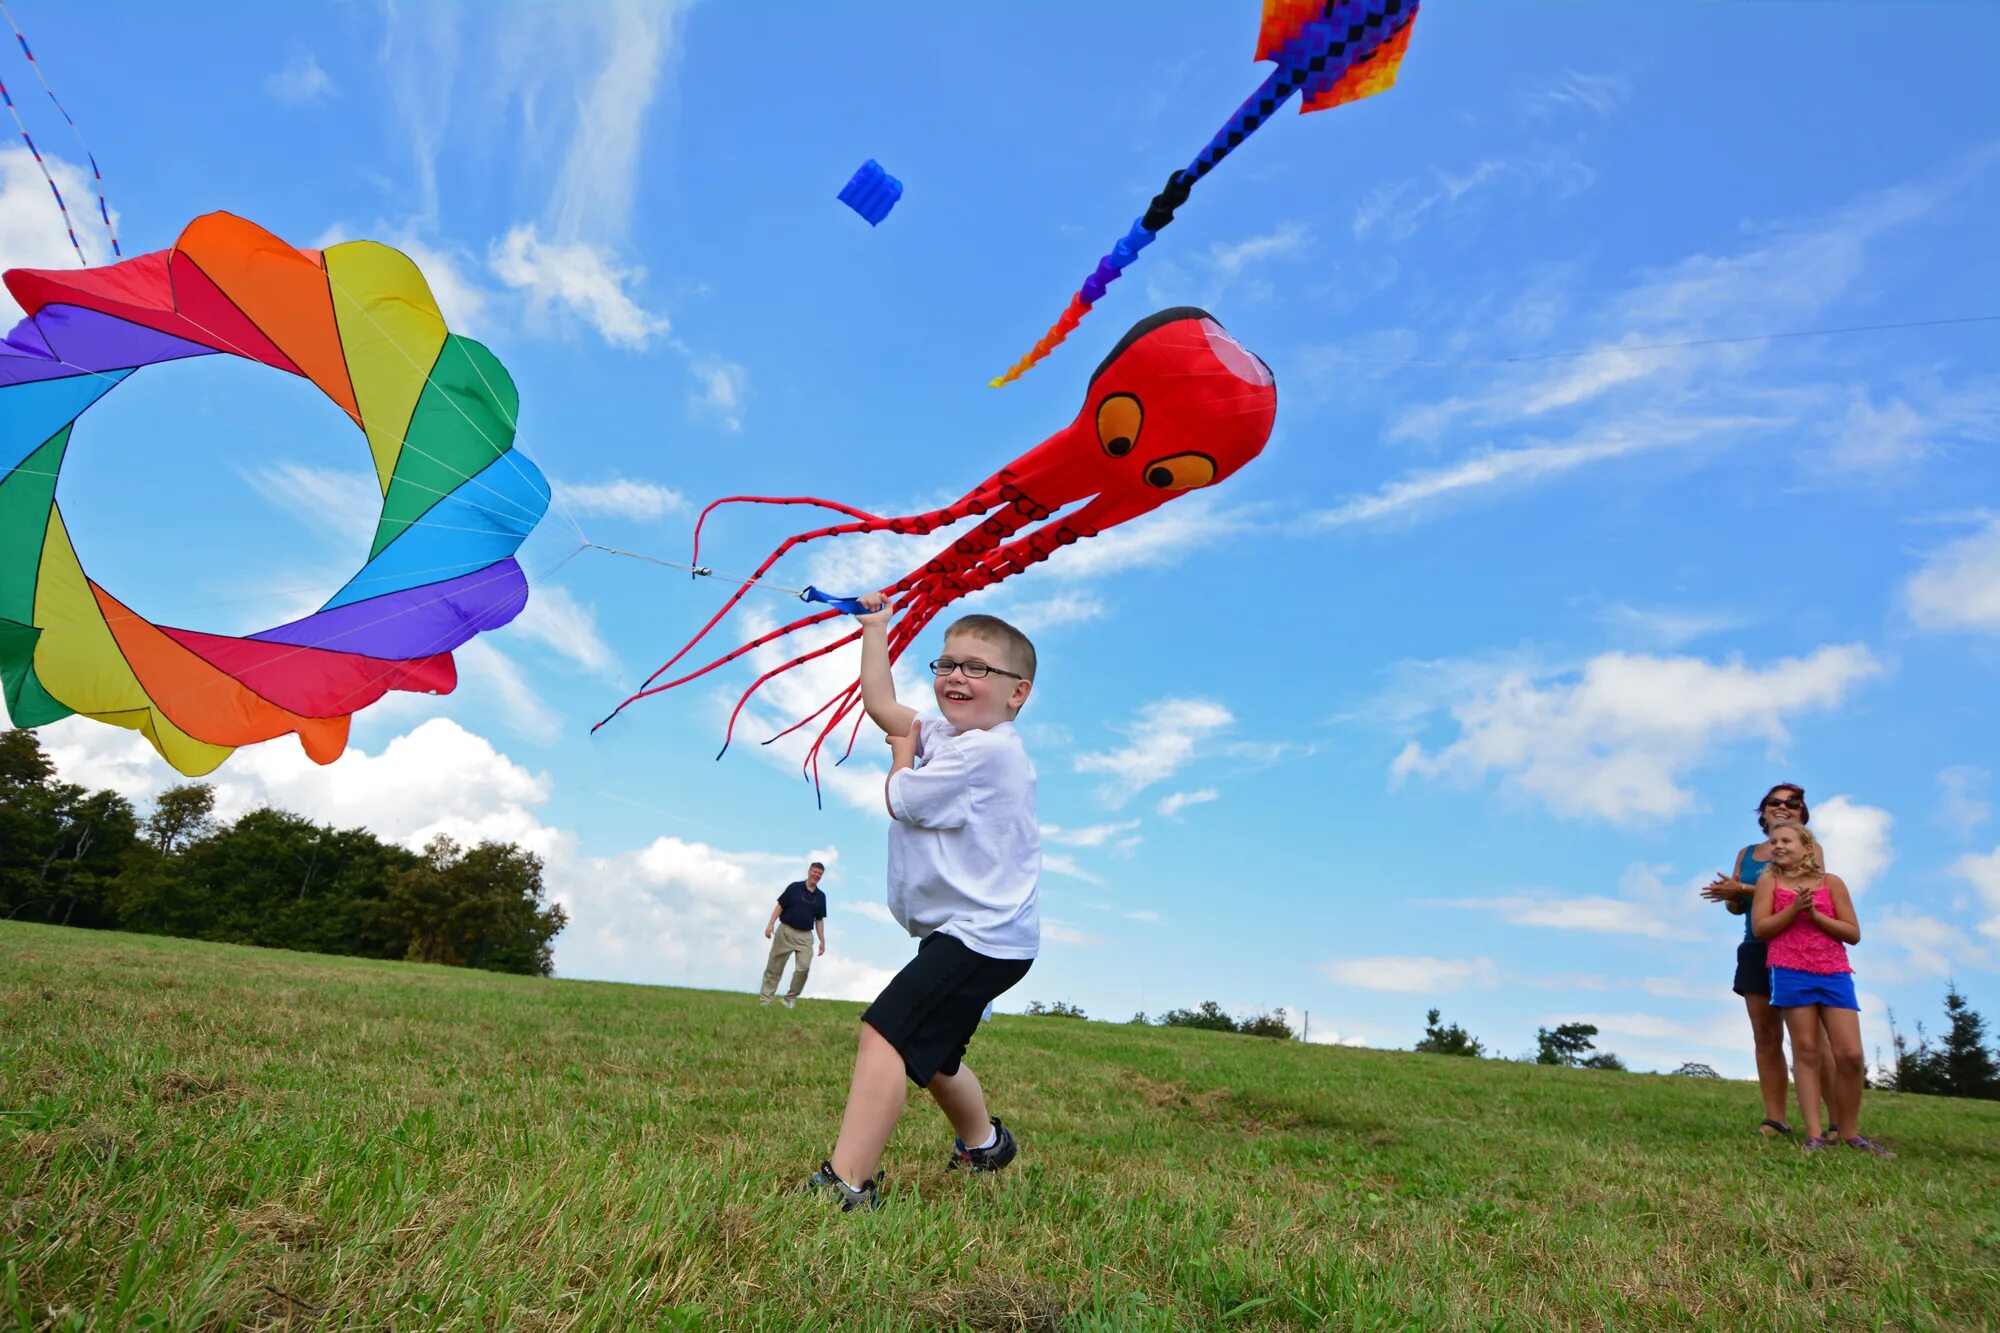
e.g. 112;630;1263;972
805;1160;883;1212
758;996;773;1006
946;1117;1017;1173
781;996;797;1009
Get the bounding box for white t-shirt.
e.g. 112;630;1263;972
885;709;1040;960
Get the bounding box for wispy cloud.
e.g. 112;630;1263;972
1310;415;1771;529
558;478;686;520
1156;788;1218;821
491;224;670;350
1813;795;1893;895
1523;72;1631;121
510;584;615;678
1420;893;1702;942
1353;150;1592;242
1042;820;1141;849
1390;645;1883;821
1939;765;1992;838
687;356;749;432
266;52;336;106
1075;699;1234;806
1321;955;1499;994
0;148;121;303
241;462;379;546
1587;600;1749;650
1904;514;2000;634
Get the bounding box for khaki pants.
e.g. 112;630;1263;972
760;923;815;999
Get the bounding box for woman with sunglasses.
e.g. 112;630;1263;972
1701;783;1826;1137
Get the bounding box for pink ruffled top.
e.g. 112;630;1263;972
1767;880;1851;975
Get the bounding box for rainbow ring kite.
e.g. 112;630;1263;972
0;212;548;776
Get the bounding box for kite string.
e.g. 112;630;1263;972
0;55;83;268
0;0;117;258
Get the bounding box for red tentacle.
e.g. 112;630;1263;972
631;485;1010;700
690;495;886;572
714;625;866;758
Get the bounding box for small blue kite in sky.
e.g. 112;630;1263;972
837;159;902;226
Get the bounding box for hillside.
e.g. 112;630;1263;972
4;923;1997;1331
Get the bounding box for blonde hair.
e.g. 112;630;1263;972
943;614;1037;681
1768;821;1825;878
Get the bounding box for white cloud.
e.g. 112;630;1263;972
1353;150;1593;242
1124;909;1162;924
491;224;669;350
1869;906;1993;982
0;147;120;314
1075;698;1234;805
688;356;748;431
1043;921;1103;947
1208;222;1309;275
1939;765;1991;838
455;640;562;744
1829;394;1931;471
1422;892;1702;942
558;477;686;520
1591;602;1748;649
1950;845;2000;943
1007;591;1107;633
265;52;336;106
1523;72;1631;121
1320;955;1499;994
1312;415;1767;528
510;584;615;677
1812;796;1893;894
1905;516;2000;634
1042;820;1141;849
241;462;380;544
1040;852;1104;885
1040;497;1253;580
1156;788;1218;821
1390;645;1882;821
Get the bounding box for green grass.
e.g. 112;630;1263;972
4;923;1998;1331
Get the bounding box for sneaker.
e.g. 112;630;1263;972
782;996;797;1009
1843;1135;1895;1159
1801;1135;1832;1153
947;1117;1018;1173
805;1160;883;1211
758;996;773;1006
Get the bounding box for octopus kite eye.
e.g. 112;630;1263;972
1097;393;1142;457
1143;453;1218;491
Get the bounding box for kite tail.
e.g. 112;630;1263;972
0;1;119;260
991;0;1419;387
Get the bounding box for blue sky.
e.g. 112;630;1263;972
7;3;1999;1073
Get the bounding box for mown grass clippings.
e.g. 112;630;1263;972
3;921;1999;1330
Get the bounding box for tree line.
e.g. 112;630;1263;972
1419;991;2000;1099
1;728;566;976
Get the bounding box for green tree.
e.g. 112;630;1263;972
1237;1008;1297;1040
1937;985;2000;1100
1415;1008;1485;1057
0;730;137;928
145;783;216;853
1159;1000;1239;1033
1536;1022;1602;1067
381;836;566;976
1579;1051;1628;1071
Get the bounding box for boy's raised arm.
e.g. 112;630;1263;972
857;593;917;738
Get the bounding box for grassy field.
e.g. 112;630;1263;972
3;923;1998;1332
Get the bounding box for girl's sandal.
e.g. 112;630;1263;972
1757;1118;1793;1137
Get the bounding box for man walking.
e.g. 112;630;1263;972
760;861;828;1008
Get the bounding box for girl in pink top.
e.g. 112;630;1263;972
1751;822;1889;1156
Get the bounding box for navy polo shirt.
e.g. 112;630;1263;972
777;881;828;931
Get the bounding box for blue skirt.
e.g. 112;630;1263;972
1769;966;1858;1011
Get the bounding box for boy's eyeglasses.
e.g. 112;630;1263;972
929;658;1025;681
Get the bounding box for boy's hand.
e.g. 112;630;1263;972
856;590;893;630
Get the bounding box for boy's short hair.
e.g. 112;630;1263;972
944;614;1037;681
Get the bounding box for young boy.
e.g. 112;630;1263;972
805;597;1042;1211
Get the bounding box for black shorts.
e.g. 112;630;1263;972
1732;939;1771;997
862;932;1032;1087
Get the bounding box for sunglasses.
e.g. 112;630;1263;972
1764;797;1804;809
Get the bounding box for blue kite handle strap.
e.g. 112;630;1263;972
801;585;872;616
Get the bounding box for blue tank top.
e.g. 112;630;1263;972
1735;846;1770;942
